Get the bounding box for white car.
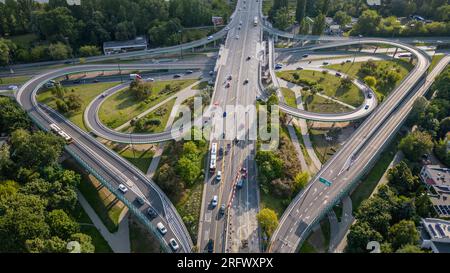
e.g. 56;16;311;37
169;238;179;251
211;195;218;207
147;78;155;82
157;222;168;235
235;35;240;39
225;26;230;31
8;85;18;91
207;35;213;40
118;184;128;193
216;171;222;181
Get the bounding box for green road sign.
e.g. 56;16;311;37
319;177;332;187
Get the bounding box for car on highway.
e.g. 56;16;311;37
173;74;182;78
118;184;128;193
223;112;227;117
364;105;369;110
367;93;373;99
209;70;214;76
236;179;244;189
207;239;214;253
219;204;226;215
157;222;168;235
243;79;249;85
216;171;222;181
239;20;242;25
302;54;309;58
8;85;18;91
211;195;218;208
346;59;352;63
147;207;157;218
238;26;241;30
147;78;155;82
186;70;194;74
274;63;283;70
207;35;213;40
235;35;240;39
335;72;342;77
169;238;179;252
323;61;329;65
225;26;230;31
296;67;303;70
225;82;231;88
228;75;232;80
247;56;251;60
135;196;145;206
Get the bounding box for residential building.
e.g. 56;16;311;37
420;165;450;195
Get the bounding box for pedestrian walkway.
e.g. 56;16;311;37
76;190;131;253
328;195;354;253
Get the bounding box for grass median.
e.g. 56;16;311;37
99;79;196;129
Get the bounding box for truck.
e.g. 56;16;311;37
253;16;258;26
129;73;142;80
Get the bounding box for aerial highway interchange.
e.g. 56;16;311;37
6;0;449;254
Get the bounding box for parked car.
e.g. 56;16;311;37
157;222;167;235
118;184;128;193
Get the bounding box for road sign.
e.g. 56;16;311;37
319;177;332;187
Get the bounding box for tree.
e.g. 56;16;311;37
356;195;392;236
0;193;50;252
0;97;31;133
25;236;67;253
293;171;309;193
273;7;294;30
364;76;377;88
257;208;278;237
48;42;72;60
10;129;65;170
388;220;419;250
65;94;82;112
176;156;201;186
334;11;351;27
70;233;95;253
395;244;425;253
295;0;307;24
78;45;101;57
0;38;16;66
398;130;433;162
352;9;381;36
387;161;420;196
346;221;383;253
339;76;353;90
312;13;326;35
47;209;79;240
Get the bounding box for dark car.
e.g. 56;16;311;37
207;239;214;253
219;147;224;156
302;54;309;58
243;79;249;85
223;112;227;117
173;74;181;78
136;196;145;206
246;56;251;60
225;82;231;88
367;93;373;99
219;204;226;215
147;208;157;219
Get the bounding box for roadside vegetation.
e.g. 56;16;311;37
153;129;208;244
99;79;196;129
0;0;234;65
280;87;297;108
37;81;120;131
346;65;449;253
0;97;97;252
129;215;163;253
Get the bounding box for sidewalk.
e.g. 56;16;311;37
77;190;131;253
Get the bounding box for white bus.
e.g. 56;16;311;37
210;143;218;172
